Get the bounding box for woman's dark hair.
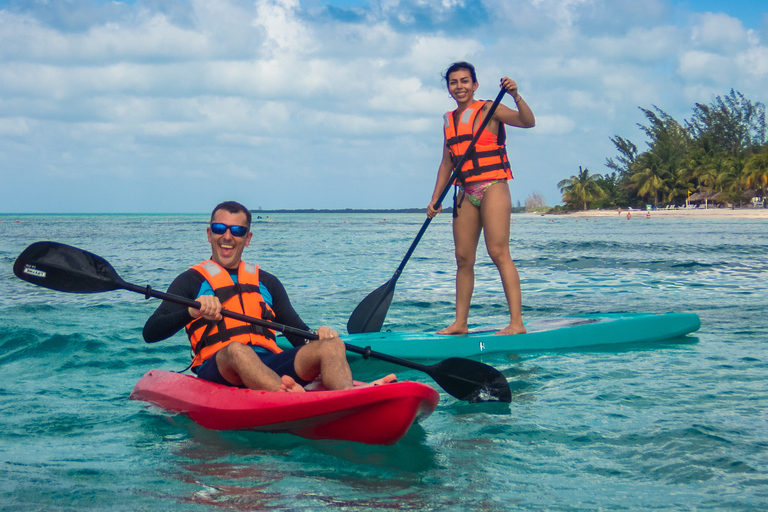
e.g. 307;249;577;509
443;61;477;87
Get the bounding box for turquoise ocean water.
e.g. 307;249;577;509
1;212;767;511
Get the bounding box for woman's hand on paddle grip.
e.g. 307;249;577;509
427;201;442;218
500;77;520;102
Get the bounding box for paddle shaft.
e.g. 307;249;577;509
13;241;512;401
124;281;438;373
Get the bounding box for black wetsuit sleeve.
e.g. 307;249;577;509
142;269;204;343
259;269;313;348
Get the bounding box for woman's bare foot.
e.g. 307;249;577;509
495;322;526;335
437;322;469;335
280;375;306;393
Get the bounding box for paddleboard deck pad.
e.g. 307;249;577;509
278;312;700;360
130;370;439;445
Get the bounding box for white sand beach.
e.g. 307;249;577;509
556;207;768;220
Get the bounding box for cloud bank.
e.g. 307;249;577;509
0;0;766;212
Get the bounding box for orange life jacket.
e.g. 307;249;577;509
444;100;512;184
185;260;279;369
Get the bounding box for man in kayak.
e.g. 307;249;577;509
143;200;395;393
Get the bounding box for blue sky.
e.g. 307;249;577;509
1;0;766;213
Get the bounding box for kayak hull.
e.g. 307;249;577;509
278;312;701;360
130;370;439;445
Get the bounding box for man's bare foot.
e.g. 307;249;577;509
437;322;469;335
280;375;306;393
372;374;397;386
355;374;397;388
495;322;526;335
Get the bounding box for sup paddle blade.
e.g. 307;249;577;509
346;280;394;334
427;358;512;403
14;241;125;293
344;344;512;403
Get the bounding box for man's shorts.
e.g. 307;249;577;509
195;345;311;387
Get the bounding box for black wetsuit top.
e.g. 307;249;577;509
143;267;311;348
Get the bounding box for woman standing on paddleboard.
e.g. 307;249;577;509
426;61;535;335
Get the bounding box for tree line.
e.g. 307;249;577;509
557;90;768;210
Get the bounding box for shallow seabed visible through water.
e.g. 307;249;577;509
1;212;767;511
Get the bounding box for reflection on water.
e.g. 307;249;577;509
145;414;440;510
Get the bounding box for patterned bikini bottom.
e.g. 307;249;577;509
458;179;507;208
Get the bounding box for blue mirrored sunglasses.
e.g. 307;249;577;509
210;223;249;237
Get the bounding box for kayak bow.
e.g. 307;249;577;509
130;370;440;445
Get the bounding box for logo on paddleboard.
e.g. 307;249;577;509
479;341;485;351
23;265;46;278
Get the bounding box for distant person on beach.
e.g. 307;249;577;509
143;201;395;392
627;211;631;220
426;61;535;335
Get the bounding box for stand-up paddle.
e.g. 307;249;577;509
347;86;508;334
14;241;512;403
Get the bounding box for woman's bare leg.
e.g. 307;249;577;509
438;199;482;334
480;183;526;335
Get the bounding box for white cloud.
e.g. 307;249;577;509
253;0;313;54
401;35;483;79
0;117;31;136
530;0;594;28
738;46;768;78
678;50;733;84
532;114;576;135
691;12;750;52
592;26;682;62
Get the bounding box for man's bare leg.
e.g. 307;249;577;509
215;342;304;392
294;337;396;389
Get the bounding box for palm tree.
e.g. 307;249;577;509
743;145;768;200
557;166;606;210
630;151;670;208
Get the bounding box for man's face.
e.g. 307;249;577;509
207;209;252;269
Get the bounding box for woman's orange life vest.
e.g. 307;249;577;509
185;260;280;370
444;100;512;184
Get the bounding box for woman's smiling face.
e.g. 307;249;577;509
447;68;478;103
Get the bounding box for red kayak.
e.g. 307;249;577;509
130;370;440;445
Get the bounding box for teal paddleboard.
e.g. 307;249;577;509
277;312;700;360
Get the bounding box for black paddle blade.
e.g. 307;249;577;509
428;358;512;403
347;280;394;334
14;241;124;293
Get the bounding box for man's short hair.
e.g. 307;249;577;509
211;201;252;228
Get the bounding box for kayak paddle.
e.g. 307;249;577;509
347;86;508;334
14;241;512;403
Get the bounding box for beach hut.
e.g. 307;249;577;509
743;189;765;208
688;191;714;208
709;191;725;206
